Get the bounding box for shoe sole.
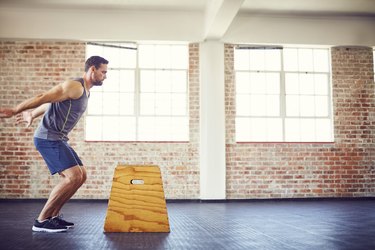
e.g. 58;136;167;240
32;226;67;233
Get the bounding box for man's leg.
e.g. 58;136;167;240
51;166;87;217
37;165;85;221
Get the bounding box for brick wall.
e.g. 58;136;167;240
0;41;86;198
225;44;375;198
0;41;200;199
1;41;374;199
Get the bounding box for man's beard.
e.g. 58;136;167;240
93;80;103;86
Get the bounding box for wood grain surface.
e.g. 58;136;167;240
104;165;170;232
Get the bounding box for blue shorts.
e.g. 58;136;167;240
34;137;83;175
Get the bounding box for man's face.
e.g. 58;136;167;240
92;64;108;86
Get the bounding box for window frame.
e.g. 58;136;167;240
234;46;334;143
85;42;190;142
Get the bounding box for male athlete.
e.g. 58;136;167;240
0;56;108;232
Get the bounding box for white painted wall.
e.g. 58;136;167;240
199;41;226;199
0;6;374;46
0;7;203;41
224;13;375;46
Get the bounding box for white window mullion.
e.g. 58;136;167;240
280;50;286;142
135;55;140;141
235;46;332;142
137;44;189;142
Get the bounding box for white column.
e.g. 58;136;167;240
199;41;226;200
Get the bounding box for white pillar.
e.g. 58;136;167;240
199;41;226;200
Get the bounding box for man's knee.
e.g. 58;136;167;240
65;174;81;186
62;165;85;186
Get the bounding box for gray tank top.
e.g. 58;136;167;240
34;78;89;141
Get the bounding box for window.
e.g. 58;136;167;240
85;43;189;142
235;46;333;142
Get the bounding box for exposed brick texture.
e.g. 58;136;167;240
225;45;375;198
0;41;374;199
0;41;200;199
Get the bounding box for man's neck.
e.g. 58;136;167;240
82;74;93;90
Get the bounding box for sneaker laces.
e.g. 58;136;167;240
50;217;62;226
54;214;73;225
53;214;65;221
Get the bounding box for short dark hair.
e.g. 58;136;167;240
85;56;109;72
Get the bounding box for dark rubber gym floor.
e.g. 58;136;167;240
0;199;374;250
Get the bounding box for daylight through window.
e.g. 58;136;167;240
235;46;333;142
85;43;189;142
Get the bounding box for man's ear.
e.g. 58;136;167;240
90;65;96;72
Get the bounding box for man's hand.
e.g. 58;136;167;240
16;111;33;128
0;108;16;118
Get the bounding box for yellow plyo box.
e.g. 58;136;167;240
104;165;170;232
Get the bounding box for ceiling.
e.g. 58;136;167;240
2;0;207;11
0;0;374;45
241;0;375;15
2;0;375;14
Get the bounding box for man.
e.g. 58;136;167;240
0;56;108;232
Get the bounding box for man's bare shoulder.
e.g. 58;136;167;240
61;80;84;99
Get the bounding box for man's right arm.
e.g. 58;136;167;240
0;80;83;118
0;86;61;118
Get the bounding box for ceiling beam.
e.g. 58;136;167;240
203;0;244;40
